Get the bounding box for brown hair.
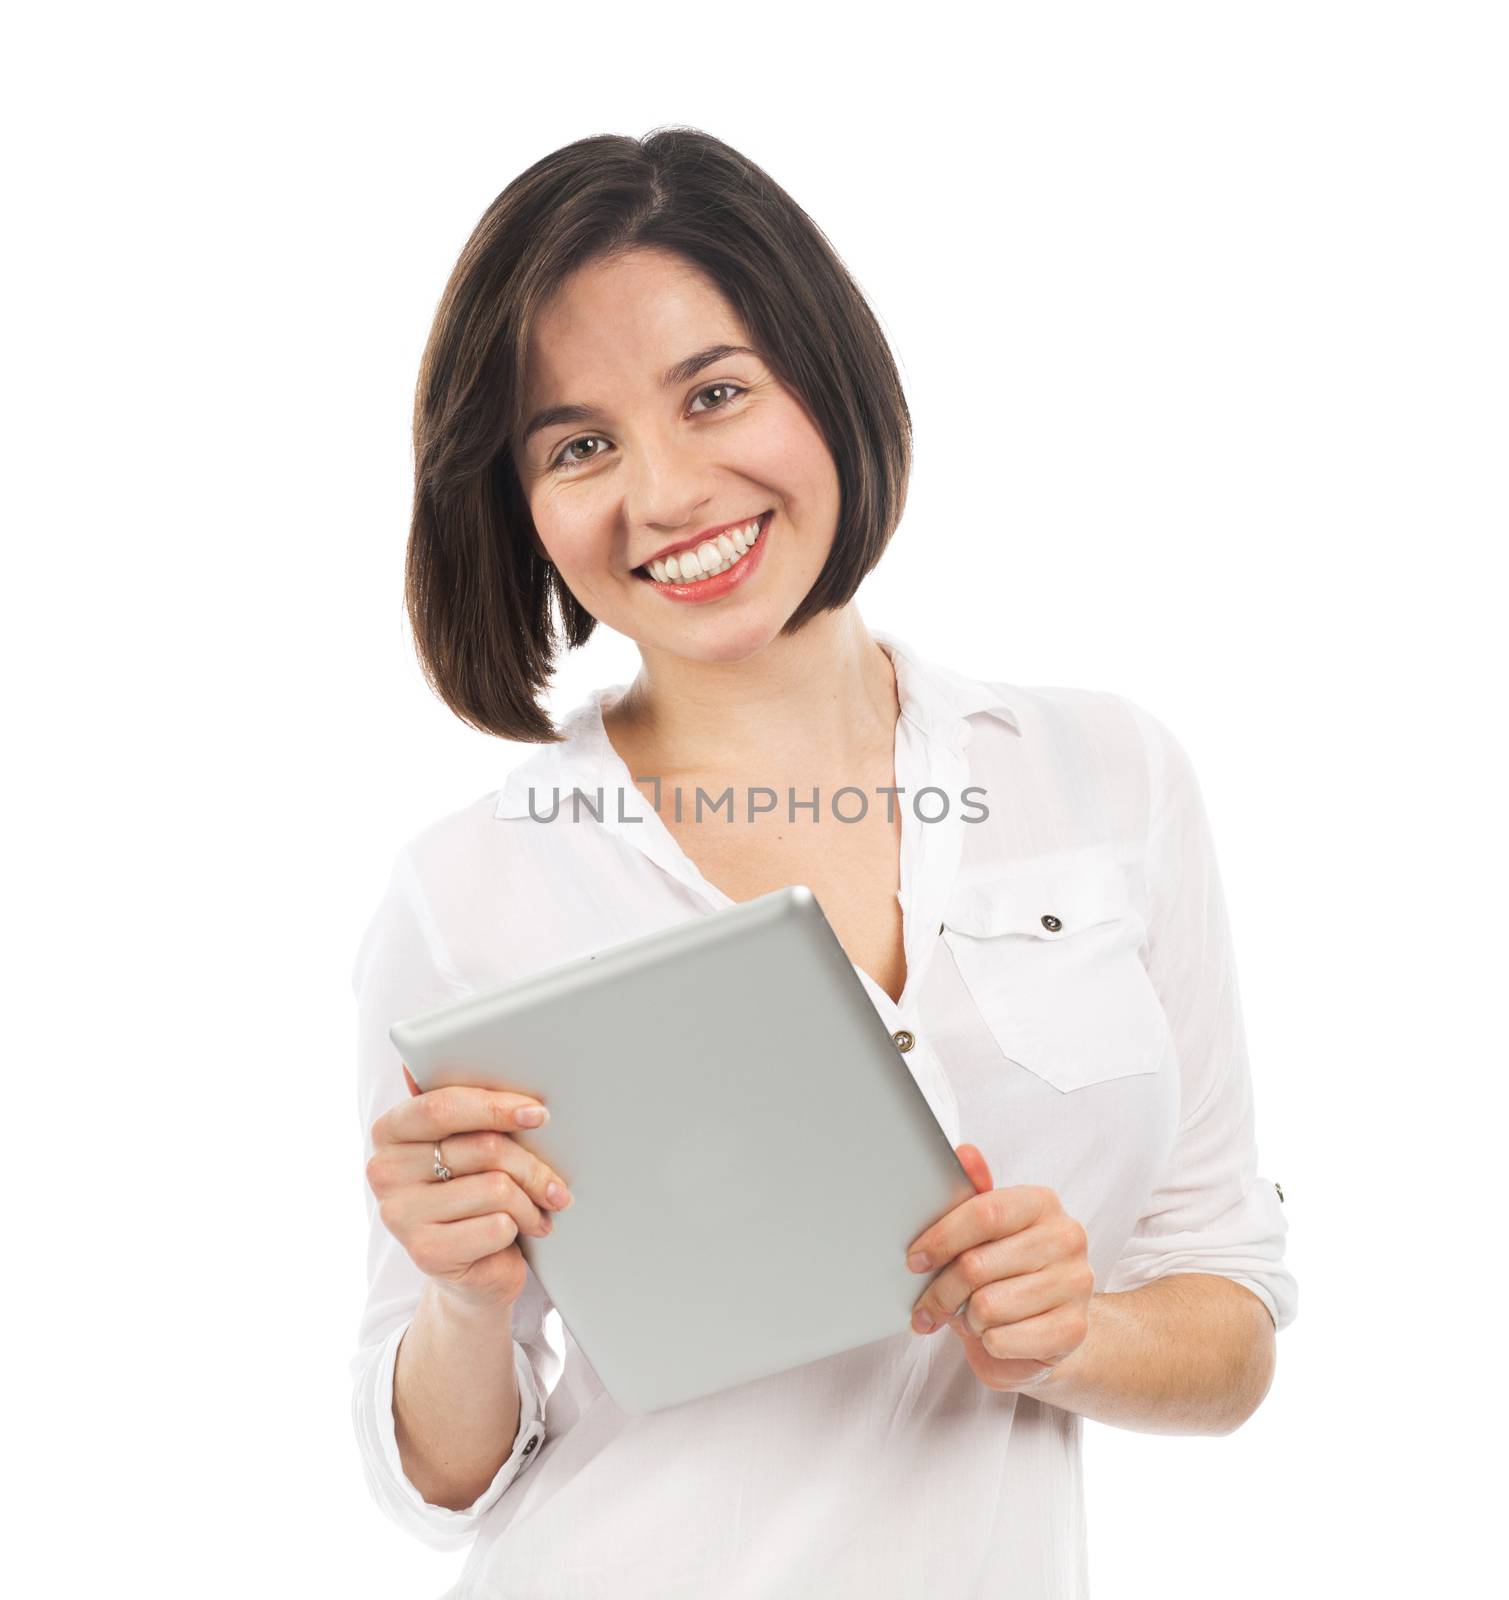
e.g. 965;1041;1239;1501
407;126;913;744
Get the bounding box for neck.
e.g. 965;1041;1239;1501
604;607;899;782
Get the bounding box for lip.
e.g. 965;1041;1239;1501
635;510;773;604
635;511;773;573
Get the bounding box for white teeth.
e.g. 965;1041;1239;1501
646;515;766;585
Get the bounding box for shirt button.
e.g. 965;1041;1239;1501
1040;914;1063;932
892;1029;915;1053
521;1433;539;1458
1274;1181;1285;1203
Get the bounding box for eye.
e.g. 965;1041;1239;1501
548;383;746;474
688;382;746;414
550;435;609;474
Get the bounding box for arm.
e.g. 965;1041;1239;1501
394;1282;524;1509
1019;1272;1276;1435
349;845;554;1549
1026;699;1298;1429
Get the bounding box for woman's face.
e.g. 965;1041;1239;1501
512;247;841;664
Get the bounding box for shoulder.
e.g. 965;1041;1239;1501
351;791;500;996
391;787;508;894
958;677;1203;849
368;785;545;990
388;764;619;983
969;675;1165;776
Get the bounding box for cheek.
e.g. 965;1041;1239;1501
531;498;606;573
739;401;839;502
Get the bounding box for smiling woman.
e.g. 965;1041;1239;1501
352;124;1297;1600
504;247;842;653
404;129;911;746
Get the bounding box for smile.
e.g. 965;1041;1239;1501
636;511;770;585
633;511;773;603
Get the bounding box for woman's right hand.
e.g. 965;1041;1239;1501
365;1064;573;1313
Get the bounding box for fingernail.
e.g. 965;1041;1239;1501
537;1213;553;1235
912;1308;936;1333
546;1182;571;1208
516;1105;548;1128
907;1251;931;1272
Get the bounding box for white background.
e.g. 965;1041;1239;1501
5;2;1504;1594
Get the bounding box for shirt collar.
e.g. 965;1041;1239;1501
870;626;1022;746
493;627;1021;820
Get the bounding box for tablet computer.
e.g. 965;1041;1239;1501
389;884;973;1416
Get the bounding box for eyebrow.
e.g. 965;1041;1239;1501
520;344;759;449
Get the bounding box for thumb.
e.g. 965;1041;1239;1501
955;1142;994;1195
401;1063;422;1098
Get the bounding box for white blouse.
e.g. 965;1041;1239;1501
350;626;1298;1599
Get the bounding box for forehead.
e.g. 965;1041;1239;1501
523;249;747;400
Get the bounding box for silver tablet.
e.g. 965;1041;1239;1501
390;884;973;1416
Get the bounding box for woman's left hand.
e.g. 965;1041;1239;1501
906;1145;1095;1392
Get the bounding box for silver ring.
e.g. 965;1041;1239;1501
433;1141;452;1181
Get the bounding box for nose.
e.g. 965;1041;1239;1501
623;428;716;536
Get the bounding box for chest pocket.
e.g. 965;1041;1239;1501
940;859;1169;1093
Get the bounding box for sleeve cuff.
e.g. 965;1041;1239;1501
1212;1273;1281;1331
1101;1174;1299;1334
369;1318;547;1543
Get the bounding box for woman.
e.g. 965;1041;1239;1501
351;128;1298;1598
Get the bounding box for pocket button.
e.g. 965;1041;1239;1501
1040;914;1063;932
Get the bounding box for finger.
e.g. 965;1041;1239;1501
956;1143;994;1194
402;1063;421;1097
907;1183;1053;1279
372;1083;549;1148
376;1128;573;1210
401;1169;551;1236
952;1264;1071;1338
910;1222;1068;1334
410;1210;527;1278
975;1302;1088;1365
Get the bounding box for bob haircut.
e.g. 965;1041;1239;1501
407;126;913;744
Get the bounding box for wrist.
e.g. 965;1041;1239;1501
425;1277;518;1333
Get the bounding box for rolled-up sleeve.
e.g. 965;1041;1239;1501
1102;701;1299;1333
348;844;560;1549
